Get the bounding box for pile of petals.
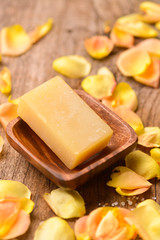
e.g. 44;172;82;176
0;18;53;57
0;180;34;239
107;150;160;196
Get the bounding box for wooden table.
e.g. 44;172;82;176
0;0;160;239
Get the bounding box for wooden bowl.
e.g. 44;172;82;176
6;90;137;189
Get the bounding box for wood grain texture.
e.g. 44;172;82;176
0;0;159;239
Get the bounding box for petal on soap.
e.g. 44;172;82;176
0;136;4;153
1;25;32;56
137;38;160;57
102;82;138;111
44;188;86;219
0;67;11;94
150;148;160;164
116;186;150;196
34;217;75;240
133;57;160;88
115;105;144;134
53;55;91;78
0;102;18;130
29;18;53;44
110;27;134;48
84;36;114;59
138;127;160;148
0;180;31;199
107;166;152;190
81;72;116;99
125;150;160;180
117;48;151;76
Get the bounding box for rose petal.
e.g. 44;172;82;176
137;38;160;57
84;36;114;59
53;55;91;78
125;150;160;180
0;102;18;130
29;18;53;44
44;188;86;219
155;21;160;30
107;166;151;190
1;210;30;240
138;127;160;148
110;27;134;48
0;180;31;199
1;25;31;56
8;95;20;105
0;55;2;63
102;82;138;111
0;136;4;153
81;68;116;99
74;216;90;239
150;148;160;164
117;47;151;76
103;21;111;34
140;1;160;23
34;217;75;240
133;57;160;88
116;187;150;196
0;67;11;94
115;105;144;134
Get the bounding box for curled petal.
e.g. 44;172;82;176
134;57;160;88
0;180;31;199
138;127;160;148
110;27;134;48
115;105;144;134
0;136;4;153
150;148;160;164
53;55;91;78
140;1;160;23
0;67;11;94
44;188;85;219
84;36;114;59
0;102;18;130
34;217;75;240
125;150;160;180
29;18;53;44
1;25;31;56
116;186;150;196
137;38;160;57
102;82;138;111
117;47;151;76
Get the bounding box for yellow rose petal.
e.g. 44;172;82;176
34;217;75;240
116;186;150;196
125;150;160;180
0;180;31;199
155;21;160;30
1;25;31;56
44;188;86;219
0;102;18;130
0;67;11;94
117;47;151;76
140;1;160;23
8;95;20;105
150;148;160;164
29;18;53;44
137;38;160;57
53;55;91;78
84;35;114;59
138;127;160;148
110;27;134;48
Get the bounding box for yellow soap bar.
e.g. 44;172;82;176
17;77;113;169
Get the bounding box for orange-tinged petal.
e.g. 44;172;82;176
155;21;160;30
84;36;114;59
34;217;75;240
117;48;151;76
0;180;31;199
0;102;18;130
44;188;85;219
74;216;90;240
0;198;20;237
1;210;30;239
107;166;152;189
150;148;160;164
1;25;31;56
115;105;144;134
140;1;160;23
102;82;138;111
0;67;11;94
29;18;53;44
110;27;134;48
134;57;160;88
137;38;160;57
138;127;160;148
0;136;4;153
53;55;91;78
81;71;116;99
116;186;150;196
125;150;160;180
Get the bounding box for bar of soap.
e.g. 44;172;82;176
17;77;113;169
